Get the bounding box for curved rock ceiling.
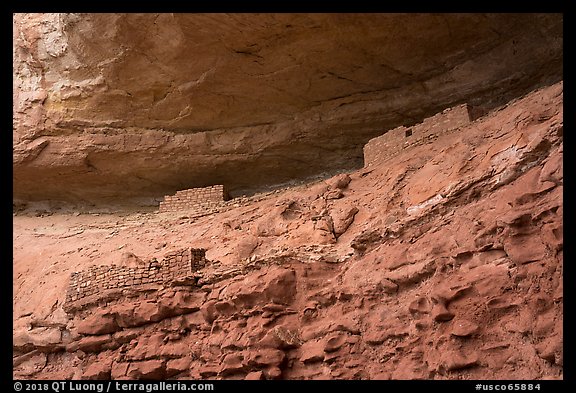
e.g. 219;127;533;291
13;13;563;205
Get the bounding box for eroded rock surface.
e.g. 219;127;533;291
13;82;563;380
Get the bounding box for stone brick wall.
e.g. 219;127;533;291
363;104;475;167
64;248;207;312
159;185;225;215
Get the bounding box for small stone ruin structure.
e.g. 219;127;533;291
64;247;207;312
158;185;226;215
363;103;481;167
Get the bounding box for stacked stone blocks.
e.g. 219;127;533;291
64;247;207;312
363;104;475;167
159;185;225;215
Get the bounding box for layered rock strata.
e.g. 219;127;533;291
13;82;563;380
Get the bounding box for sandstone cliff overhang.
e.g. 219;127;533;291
13;13;563;205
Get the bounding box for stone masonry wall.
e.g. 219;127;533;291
159;185;225;215
64;248;207;312
363;104;475;167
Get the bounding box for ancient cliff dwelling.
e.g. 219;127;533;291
13;13;563;382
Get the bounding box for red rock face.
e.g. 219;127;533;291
12;13;562;205
13;82;563;380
